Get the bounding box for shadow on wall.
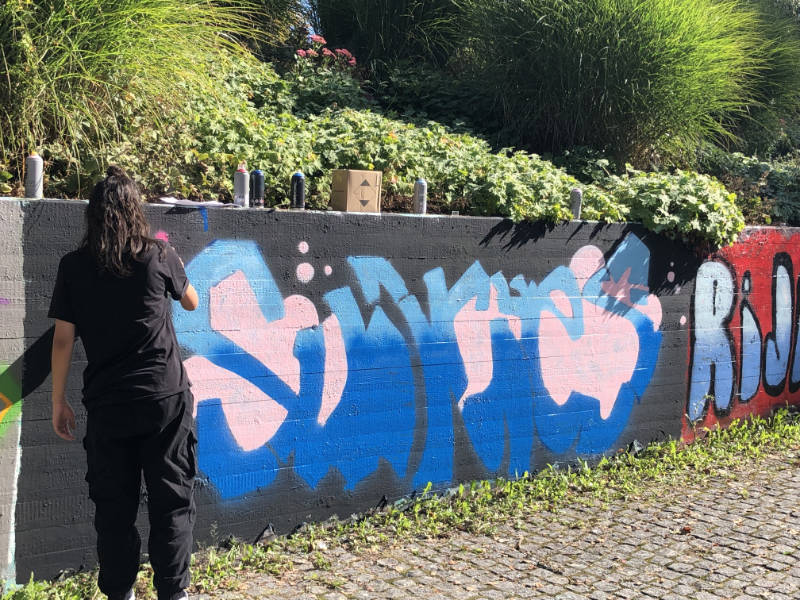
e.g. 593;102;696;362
0;328;53;413
480;220;697;296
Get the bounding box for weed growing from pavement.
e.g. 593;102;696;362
5;408;800;599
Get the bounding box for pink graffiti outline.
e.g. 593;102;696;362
210;271;319;395
184;356;288;451
188;270;348;450
319;315;347;425
453;245;662;420
539;245;661;419
540;292;639;419
454;284;522;411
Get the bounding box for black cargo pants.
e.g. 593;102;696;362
83;390;197;600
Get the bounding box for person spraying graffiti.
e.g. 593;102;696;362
48;166;200;600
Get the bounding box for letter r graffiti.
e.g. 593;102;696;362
687;261;736;422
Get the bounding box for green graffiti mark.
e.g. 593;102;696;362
0;365;22;437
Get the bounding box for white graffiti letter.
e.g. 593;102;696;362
688;261;735;422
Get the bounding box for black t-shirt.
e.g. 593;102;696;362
48;241;190;408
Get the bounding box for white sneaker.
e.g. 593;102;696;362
171;592;188;600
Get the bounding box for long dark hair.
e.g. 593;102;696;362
83;166;155;276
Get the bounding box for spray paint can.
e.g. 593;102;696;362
413;177;428;214
570;188;583;220
25;152;44;199
233;161;250;207
251;169;265;208
290;171;305;210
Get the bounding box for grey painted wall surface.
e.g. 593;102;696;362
0;200;24;584
0;198;797;583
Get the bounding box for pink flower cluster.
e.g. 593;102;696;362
295;33;357;67
335;48;356;66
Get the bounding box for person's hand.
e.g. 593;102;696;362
52;398;76;441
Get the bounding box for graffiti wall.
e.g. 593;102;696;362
0;198;796;582
685;228;800;440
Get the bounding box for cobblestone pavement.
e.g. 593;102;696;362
199;450;800;600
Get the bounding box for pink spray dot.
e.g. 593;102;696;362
680;315;687;326
324;265;332;276
667;271;675;283
155;230;169;243
298;241;309;254
297;263;314;283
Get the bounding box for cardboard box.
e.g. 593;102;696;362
330;169;382;213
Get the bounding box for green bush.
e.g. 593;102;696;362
284;37;373;115
371;61;500;142
773;0;800;20
443;0;800;166
732;0;800;156
510;164;746;249
320;0;800;167
550;147;622;185
30;55;743;248
0;0;287;186
598;169;745;247
697;145;800;225
35;56;572;216
311;0;457;69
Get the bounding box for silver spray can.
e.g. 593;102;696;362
413;177;427;214
25;152;44;199
570;188;583;220
233;161;250;207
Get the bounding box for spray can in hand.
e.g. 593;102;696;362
251;169;265;208
25;152;44;199
290;171;305;210
234;161;250;207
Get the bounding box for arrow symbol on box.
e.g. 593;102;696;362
360;179;371;187
360;199;369;206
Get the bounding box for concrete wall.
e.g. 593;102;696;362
0;198;797;583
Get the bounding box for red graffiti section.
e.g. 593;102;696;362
684;229;800;442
